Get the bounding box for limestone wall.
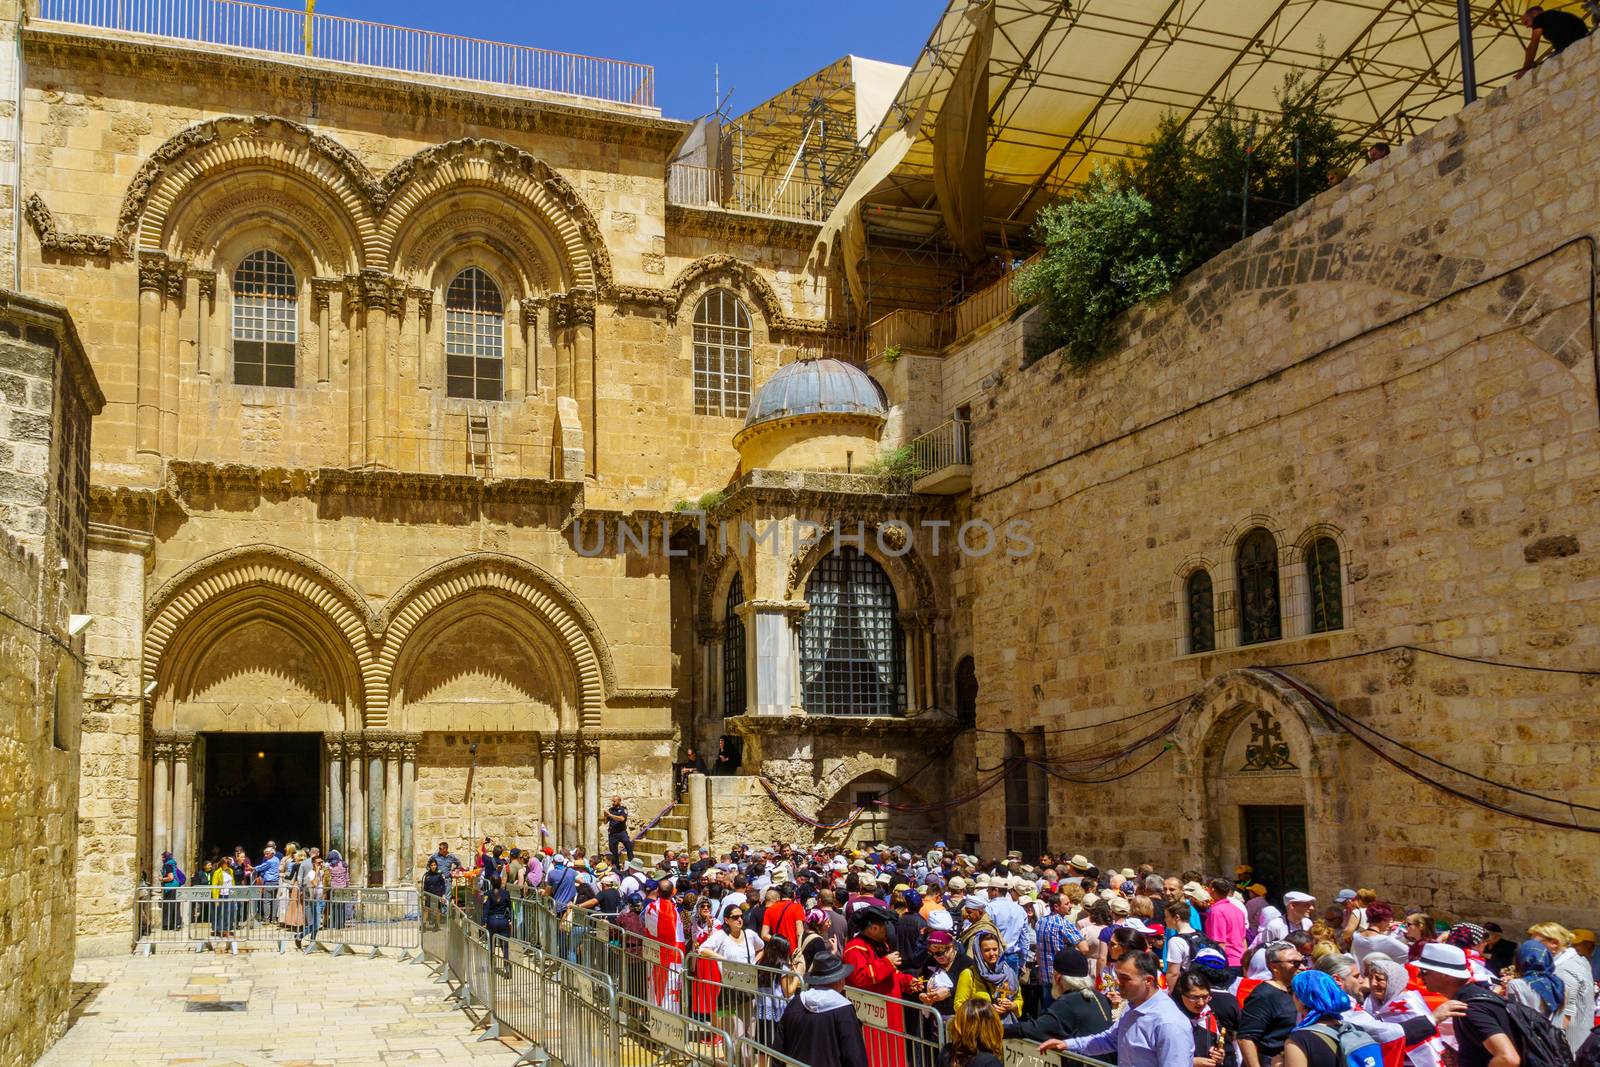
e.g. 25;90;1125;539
0;290;101;1060
954;36;1600;926
19;26;829;509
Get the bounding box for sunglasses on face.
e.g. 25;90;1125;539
726;914;743;921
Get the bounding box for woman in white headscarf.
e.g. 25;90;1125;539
1363;953;1442;1067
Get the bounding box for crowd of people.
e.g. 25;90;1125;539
154;841;352;947
431;832;1599;1067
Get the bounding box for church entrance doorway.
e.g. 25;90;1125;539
1241;804;1308;903
200;732;322;862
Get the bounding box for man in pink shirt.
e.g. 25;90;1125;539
1201;876;1248;968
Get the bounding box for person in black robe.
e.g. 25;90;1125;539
777;951;870;1067
1004;947;1116;1047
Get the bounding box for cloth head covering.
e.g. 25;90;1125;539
1292;969;1352;1029
1514;940;1566;1017
903;890;923;913
1246;948;1274;981
1363;953;1412;1010
926;930;954;946
962;893;988;911
327;849;343;864
927;909;954;932
1446;923;1486;949
972;931;1019;992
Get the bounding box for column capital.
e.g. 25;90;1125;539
311;276;342;312
344;269;401;314
550;289;596;329
557;737;579;758
400;738;419;761
149;732;178;760
170;733;196;760
405;286;433;319
538;738;557;760
192;270;216;302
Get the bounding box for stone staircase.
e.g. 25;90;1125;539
629;804;690;869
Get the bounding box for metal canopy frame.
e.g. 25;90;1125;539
852;0;1562;255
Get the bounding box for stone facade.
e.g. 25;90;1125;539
914;37;1600;926
0;290;103;1063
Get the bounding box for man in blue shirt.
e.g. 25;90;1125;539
255;846;281;922
430;841;462;876
1036;892;1085;1008
986;878;1030;974
1040;950;1195;1067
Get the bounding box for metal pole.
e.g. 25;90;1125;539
1456;0;1478;104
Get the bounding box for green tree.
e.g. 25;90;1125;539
1014;169;1178;366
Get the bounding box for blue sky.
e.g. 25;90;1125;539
327;1;935;120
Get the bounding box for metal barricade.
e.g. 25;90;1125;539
1003;1041;1116;1067
136;883;419;952
492;936;619;1067
317;886;421;953
616;992;735;1067
420;891;449;964
678;952;794;1053
843;983;949;1067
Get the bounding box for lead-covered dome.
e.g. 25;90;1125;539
743;358;886;429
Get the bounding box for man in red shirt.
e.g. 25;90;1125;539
762;882;807;951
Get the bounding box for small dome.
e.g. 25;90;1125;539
744;358;886;429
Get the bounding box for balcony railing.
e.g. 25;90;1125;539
34;0;656;109
667;163;830;223
868;250;1043;357
910;419;969;474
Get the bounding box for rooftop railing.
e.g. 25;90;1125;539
667;162;831;223
34;0;656;109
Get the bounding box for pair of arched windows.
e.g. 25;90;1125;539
228;251;504;401
721;547;906;716
1185;528;1343;653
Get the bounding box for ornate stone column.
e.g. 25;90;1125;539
135;252;166;456
366;739;384;886
160;261;184;450
384;740;402;883
347;271;397;468
311;278;340;384
325;735;345;857
539;738;557;848
581;739;601;857
558;737;579;848
552;291;597;475
741;601;809;715
400;736;418;879
344;732;365;882
150;734;173;863
170;733;195;871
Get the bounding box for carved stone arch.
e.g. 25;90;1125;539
814;760;912;807
1290;522;1352;636
786;525;937;616
406;219;554;297
375;139;611;291
377;553;615;726
695;550;743;636
1174;668;1347;887
173;179;356;277
1223;514;1288;559
672;255;786;330
121;115;379;264
143;545;381;719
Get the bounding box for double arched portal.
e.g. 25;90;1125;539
142;547;614;883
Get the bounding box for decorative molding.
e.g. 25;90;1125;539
549;289;596;329
666;202;823;246
137;251;169;293
609;284;675;311
344;269;401;314
405;286;433;318
24;193;122;257
1239;708;1298;772
192;270;216;301
311;276;341;312
538;739;557;760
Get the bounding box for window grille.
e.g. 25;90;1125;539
722;573;746;717
800;548;905;715
1237;527;1282;645
693;289;752;417
232;250;297;387
445;267;504;401
1305;537;1343;633
1187;569;1216;653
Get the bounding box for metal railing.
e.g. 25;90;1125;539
423;891;945;1067
910;419;970;474
374;434;546;480
667;163;831;223
867;251;1043;357
135;884;419;952
35;0;656;108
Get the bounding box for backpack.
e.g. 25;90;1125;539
1306;1021;1384;1067
173;866;186;887
1504;1001;1578;1067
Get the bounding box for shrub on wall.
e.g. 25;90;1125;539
1019;75;1359;366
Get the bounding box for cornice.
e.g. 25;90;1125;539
23;26;686;153
728;712;962;741
667;203;822;247
24;193;123;257
156;461;588;506
718;469;950;516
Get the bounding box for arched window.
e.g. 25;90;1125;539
232;250;297;387
1305;536;1343;633
1237;527;1282;645
800;547;905;716
693;289;752;417
445;267;504;401
1186;569;1216;653
722;573;746;717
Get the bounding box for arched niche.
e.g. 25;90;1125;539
388;595;572;734
168;170;362;278
815;770;932;850
153;597;362;735
1174;668;1348;893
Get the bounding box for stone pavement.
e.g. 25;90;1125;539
39;950;524;1066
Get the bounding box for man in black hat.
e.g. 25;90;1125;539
1005;946;1114;1043
777;950;869;1067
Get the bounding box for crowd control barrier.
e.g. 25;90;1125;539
135;884;419;954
